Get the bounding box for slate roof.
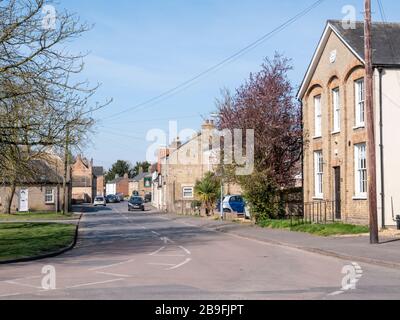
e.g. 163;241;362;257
328;20;400;66
130;172;151;182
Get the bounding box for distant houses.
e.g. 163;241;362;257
152;120;241;213
129;172;152;198
71;155;105;204
106;173;129;198
298;20;400;227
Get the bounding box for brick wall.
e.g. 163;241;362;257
0;185;66;213
302;31;368;225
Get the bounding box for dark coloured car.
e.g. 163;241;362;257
116;193;125;201
106;194;118;203
128;196;145;211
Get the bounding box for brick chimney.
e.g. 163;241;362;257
201;119;216;131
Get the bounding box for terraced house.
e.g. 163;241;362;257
298;20;400;227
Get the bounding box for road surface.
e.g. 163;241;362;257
1;202;400;300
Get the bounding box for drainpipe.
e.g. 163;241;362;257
298;98;305;215
378;67;385;229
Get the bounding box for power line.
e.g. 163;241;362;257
101;0;327;121
103;114;201;125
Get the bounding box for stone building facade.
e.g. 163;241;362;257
153;120;242;213
298;20;400;227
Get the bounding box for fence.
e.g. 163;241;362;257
301;200;339;224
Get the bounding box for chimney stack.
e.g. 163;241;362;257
202;119;216;131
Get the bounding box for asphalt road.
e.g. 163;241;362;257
1;202;400;300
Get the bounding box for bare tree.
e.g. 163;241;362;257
0;0;111;213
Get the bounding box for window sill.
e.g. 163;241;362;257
45;202;55;205
352;195;367;200
312;196;324;201
353;125;365;130
331;130;341;135
313;136;322;140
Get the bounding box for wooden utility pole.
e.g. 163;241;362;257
63;125;70;215
364;0;379;244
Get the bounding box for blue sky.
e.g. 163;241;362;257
58;0;400;169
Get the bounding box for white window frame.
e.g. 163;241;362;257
332;88;341;132
45;188;55;204
355;79;365;128
354;143;367;198
182;187;194;199
314;151;324;199
314;95;322;138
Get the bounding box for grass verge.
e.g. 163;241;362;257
257;219;369;236
0;223;76;262
0;212;78;221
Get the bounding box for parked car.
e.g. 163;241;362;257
128;196;145;211
116;193;125;201
106;194;118;203
221;195;246;216
94;196;106;207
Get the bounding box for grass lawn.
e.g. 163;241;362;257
257;219;369;237
0;211;78;221
0;223;76;262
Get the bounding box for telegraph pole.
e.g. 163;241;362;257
63;125;70;215
364;0;379;244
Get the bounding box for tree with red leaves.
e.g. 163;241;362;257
216;54;302;219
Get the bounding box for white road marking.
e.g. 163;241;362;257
179;246;191;255
89;258;135;271
328;290;345;296
160;236;175;244
96;271;130;278
168;258;192;270
66;278;123;289
149;246;166;256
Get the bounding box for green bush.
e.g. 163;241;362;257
240;173;285;222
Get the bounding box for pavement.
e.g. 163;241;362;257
0;202;399;300
165;214;400;270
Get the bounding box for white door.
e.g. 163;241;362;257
19;189;29;212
